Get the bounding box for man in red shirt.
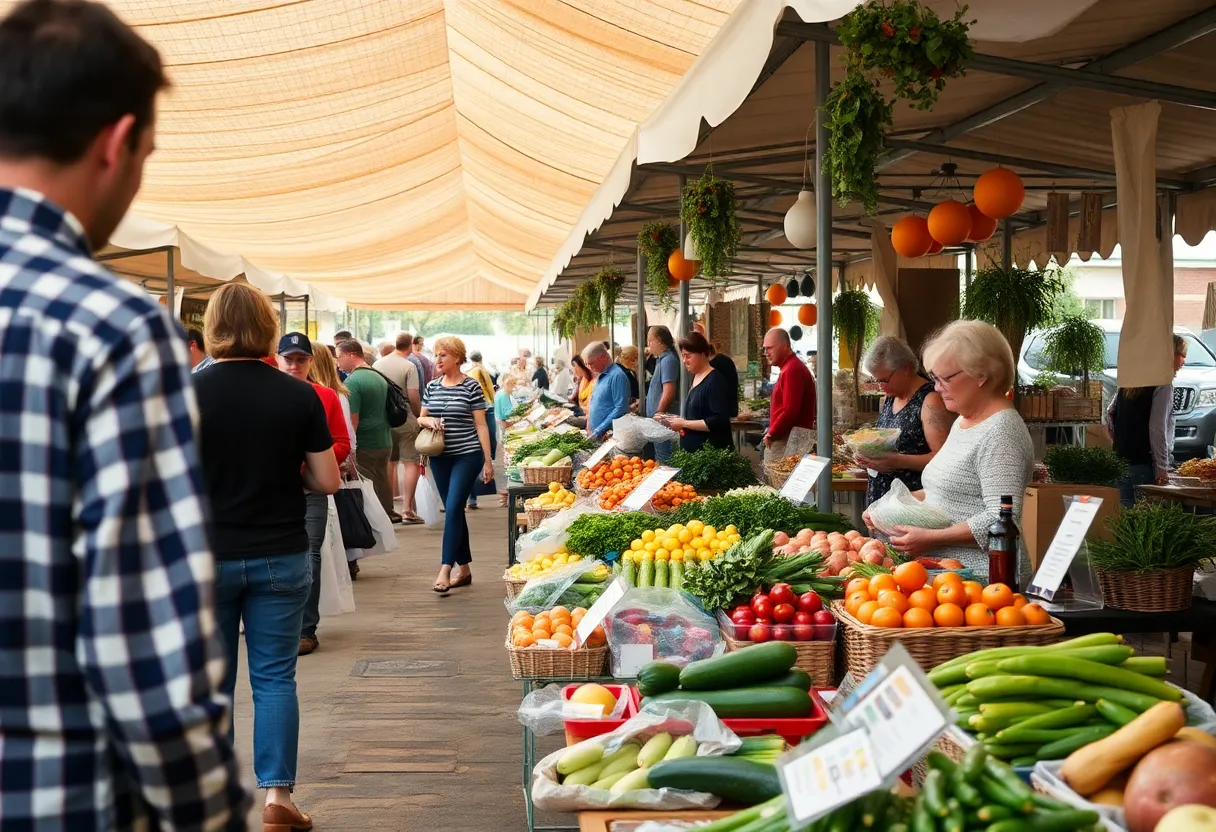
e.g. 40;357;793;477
762;327;816;465
277;332;351;656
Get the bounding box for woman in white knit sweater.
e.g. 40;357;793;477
878;320;1034;570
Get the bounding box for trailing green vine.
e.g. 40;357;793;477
822;73;893;214
595;266;626;314
681;168;741;284
636;221;680;307
552;268;625;340
833;288;880;410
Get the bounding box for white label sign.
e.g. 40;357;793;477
842;665;947;778
561;700;607;719
525;402;546;424
780;455;830;503
583;439;618;470
622;466;679;511
617;643;654;677
1029;497;1103;599
781;730;882;824
574;577;628;648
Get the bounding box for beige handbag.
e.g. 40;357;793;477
415;426;445;457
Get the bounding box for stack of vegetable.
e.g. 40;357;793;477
772;528;895;575
505;548;593;581
617;519;743;590
511;565;613;611
671;445;759;491
681;531;843;611
929;634;1184;764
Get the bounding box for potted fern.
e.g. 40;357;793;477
1044;314;1106;420
636;221;680;309
962;265;1067;382
833;289;879;415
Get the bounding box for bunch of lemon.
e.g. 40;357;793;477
506;549;587;581
621;520;742;564
527;481;576;510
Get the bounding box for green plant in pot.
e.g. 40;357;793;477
962;265;1067;379
833;288;880;412
595;266;626;314
1043;445;1129;488
681;168;740;284
553;279;603;340
1043;314;1105;396
636;221;680;309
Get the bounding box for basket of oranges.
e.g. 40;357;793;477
650;481;700;511
506;606;609;679
832;563;1065;679
576;456;654;497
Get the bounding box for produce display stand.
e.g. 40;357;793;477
577;808;734;832
507;483;550;565
1136;483;1216;513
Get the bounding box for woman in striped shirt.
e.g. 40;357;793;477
417;336;494;592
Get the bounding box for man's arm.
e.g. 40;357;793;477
406;363;422;416
74;310;248;828
610;370;631;420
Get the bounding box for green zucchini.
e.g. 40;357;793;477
966;675;1162;712
638;559;654;587
654;559;669;589
647;757;782;804
670;560;685;592
636;661;683;697
622;557;637;586
1035;724;1116;760
679;642;798;691
994;704;1096;741
765;668;813;691
986;810;1100;832
1094;698;1138;727
642;686;811;718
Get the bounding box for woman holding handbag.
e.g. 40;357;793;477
416;336;494;593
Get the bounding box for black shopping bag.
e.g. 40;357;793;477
334;485;376;549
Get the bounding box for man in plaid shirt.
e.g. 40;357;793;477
0;1;249;829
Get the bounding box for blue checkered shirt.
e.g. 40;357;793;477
0;188;249;830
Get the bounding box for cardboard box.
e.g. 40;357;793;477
1022;484;1120;570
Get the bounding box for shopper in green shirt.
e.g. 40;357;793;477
336;341;395;519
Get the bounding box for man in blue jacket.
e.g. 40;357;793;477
584;341;630;441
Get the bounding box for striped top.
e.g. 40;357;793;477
423;376;487;456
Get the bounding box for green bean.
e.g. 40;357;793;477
994;655;1181;702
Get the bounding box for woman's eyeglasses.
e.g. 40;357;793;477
929;369;965;387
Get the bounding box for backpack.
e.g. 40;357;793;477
355;367;410;428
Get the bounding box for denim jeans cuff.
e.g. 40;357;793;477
257;780;295;790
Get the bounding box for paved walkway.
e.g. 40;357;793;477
232;505;528;831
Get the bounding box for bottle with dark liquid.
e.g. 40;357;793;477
987;495;1019;590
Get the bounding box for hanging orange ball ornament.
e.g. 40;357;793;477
966;203;998;242
668;249;697;281
768;309;782;327
926;238;944;255
797;304;818;326
928;200;973;246
765;283;788;307
891;216;933;258
974;168;1025;220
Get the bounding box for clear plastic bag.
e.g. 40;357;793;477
517;683;631;736
606;587;723;675
415;468;443;526
517;498;602;563
867;479;951;533
844;427;901;457
612;414;679;454
530;700;741;812
1030;762;1125;831
507;559;608;614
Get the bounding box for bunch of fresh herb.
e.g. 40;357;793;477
682;531;841;609
1043;445;1129;487
663;492;852;537
671;445;759;491
1089;500;1216;573
508;400;532;419
564;512;659;561
511;432;598;463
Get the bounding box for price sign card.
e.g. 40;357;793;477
574;577;628;648
583;439;618;469
842;663;948;778
617;643;654;677
524;401;546;424
779;729;882;826
622;465;679;511
780;455;830;504
1028;496;1103;600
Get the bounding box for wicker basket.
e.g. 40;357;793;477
505;625;608;679
1097;565;1195;612
765;465;794;489
521;465;573;486
525;506;561;527
722;630;837;687
831;601;1065;679
503;578;527;601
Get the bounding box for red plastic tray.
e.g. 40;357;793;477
561;684;637;745
629;686;829;747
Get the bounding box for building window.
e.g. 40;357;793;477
1084;298;1117;319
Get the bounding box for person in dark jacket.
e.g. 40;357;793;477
1107;334;1186;506
655;332;733;452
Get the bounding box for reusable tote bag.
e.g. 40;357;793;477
357;476;399;558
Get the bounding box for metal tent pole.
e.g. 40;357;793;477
165;247;175;321
814;41;834;512
279;294;287;336
677;174;690;417
637;249;649;417
965;245;974;291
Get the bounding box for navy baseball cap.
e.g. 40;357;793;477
277;332;313;356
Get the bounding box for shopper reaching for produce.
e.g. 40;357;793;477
655;332;734;453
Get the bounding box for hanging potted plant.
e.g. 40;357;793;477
595;266;626;314
636;221;680;308
681;168;741;284
832;288;880;413
961;265;1067;378
822;73;893;213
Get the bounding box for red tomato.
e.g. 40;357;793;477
773;603;796;624
769;583;797;606
754;616;773;626
771;625;792;641
811;609;836;640
751;596;774;619
797;591;823;614
793;624;815;641
730;604;753;620
748;623;771;643
730;609;755;624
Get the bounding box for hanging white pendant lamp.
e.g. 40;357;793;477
683;233;700;263
784;189;817;249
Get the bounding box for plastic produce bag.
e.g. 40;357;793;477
844;426;901;457
606;587;723;675
318;497;356;616
415;467;442;527
516;683;630;737
531;700;741;812
508;559;609;614
517;498;602;563
1031;762;1125;831
358;479;399;557
867;479;951;533
612;414;679;454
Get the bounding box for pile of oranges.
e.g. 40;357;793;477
577;456;655;490
842;562;1052;629
510;606;607;649
650;481;699;511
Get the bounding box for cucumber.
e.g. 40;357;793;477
637;732;673;767
654;559;669;589
670;560;685;592
679;642;798;691
609;766;651;795
642;686;810;718
647;757;782;804
599;748;642;778
1094;698;1138;727
562;761;607;786
622;557;637;586
966;675;1162;712
994;656;1181;702
638;559;654;588
1035;723;1116;760
557;743;604;775
766;668;813;691
1119;656;1168;676
636;661;682;697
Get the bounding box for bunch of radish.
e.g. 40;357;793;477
771;529;895;576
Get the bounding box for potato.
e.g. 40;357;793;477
1123;741;1216;832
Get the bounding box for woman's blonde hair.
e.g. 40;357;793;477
618;345;639;369
922;319;1015;393
433;335;466;365
309;340;348;396
204;283;278;360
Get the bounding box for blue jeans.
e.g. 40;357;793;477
1120;463;1156;507
653;440;674;465
429;451;483;566
300;493;328;639
215;553;311;789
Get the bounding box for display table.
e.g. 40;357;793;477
507;483;550;566
578;809;734;832
831;477;867;528
1136;483;1216;512
729;418;764;452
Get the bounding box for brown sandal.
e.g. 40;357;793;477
264;803;313;832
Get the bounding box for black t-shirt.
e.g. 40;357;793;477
618;363;640;401
195;361;333;560
533;367;550;390
681;369;734;452
710;353;740;417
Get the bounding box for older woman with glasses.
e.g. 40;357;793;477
855;336;953;506
869;320;1034;570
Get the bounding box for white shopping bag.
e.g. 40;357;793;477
355;479;398;558
416;467;443;527
319;497;356;616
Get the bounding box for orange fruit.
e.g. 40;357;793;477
1012;593;1029;609
903;607;935;628
995;606;1026;627
908;588;938;611
981;584;1015;611
877;589;910;615
964;603;995;627
532;629;551;641
553;623;573;636
511;612;534;627
962;581;984;607
857;600;881;625
936;582;967;607
1022;603;1051;625
846;590;872;616
552;633;574;648
869;574;898;596
870;607;904;628
933;602;965;628
513;633;536;647
846;577;871;597
893;562;929;594
932;571;964;590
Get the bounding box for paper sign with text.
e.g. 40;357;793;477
1028;496;1103;600
842;663;947;778
583;439;618;469
622;466;679;511
780;729;882;825
524;402;546;424
574;577;628;648
780;455;830;503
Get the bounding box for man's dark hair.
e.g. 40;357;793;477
470;351;483;363
395;332;412;351
334;329;352;341
650;325;676;353
336;339;365;358
413;335;425;347
0;0;169;163
185;327;204;351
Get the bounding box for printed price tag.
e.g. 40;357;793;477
584;439;618;469
524;401;546;424
780;729;882;824
622;466;679;511
551;423;577;434
842;664;947;778
617;643;654;677
574;577;628;648
1028;496;1103;600
780;455;830;504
